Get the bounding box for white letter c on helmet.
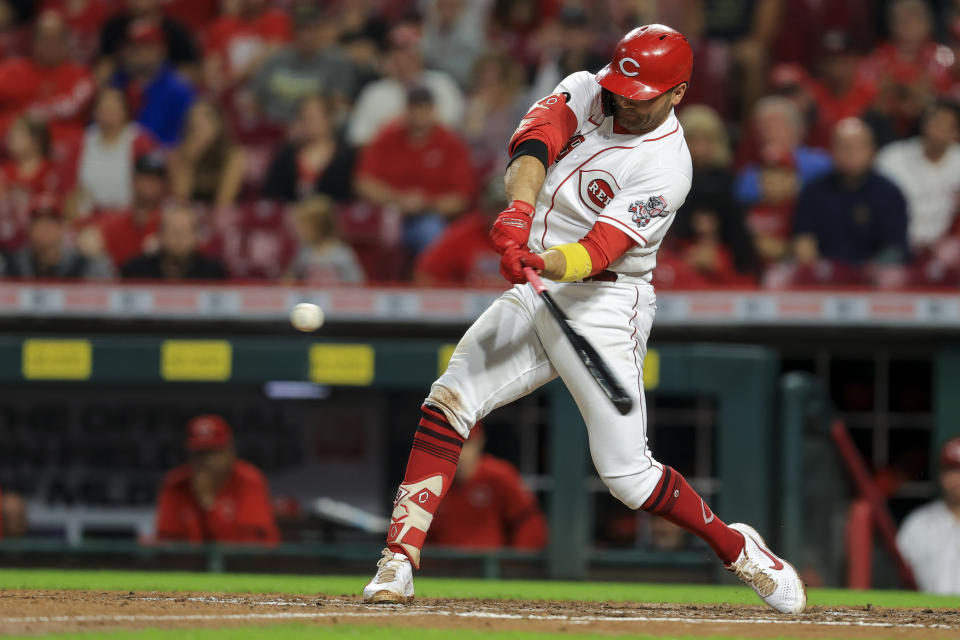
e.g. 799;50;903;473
618;57;640;77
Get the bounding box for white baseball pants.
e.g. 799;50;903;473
426;279;664;509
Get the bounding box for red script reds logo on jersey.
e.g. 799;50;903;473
578;169;620;214
628;195;668;228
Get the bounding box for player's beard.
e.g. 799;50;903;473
614;95;673;135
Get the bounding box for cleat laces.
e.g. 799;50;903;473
732;557;776;597
374;548;401;584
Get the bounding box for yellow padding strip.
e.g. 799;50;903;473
554;243;593;282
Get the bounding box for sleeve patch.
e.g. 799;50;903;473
628;196;669;229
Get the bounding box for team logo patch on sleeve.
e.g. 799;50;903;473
628;195;668;228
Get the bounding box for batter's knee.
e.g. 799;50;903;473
425;382;475;439
602;466;664;510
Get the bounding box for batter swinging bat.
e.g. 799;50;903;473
523;267;633;415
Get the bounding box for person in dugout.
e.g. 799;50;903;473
426;423;547;550
0;485;28;539
153;414;279;544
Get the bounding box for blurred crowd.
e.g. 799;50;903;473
1;0;960;288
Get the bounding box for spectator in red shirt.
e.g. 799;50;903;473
428;423;548;550
679;209;753;286
203;0;292;93
39;0;109;61
744;149;804;264
97;150;167;267
414;176;504;287
768;0;873;72
154;414;280;545
162;0;220;33
355;86;475;254
861;0;954;98
807;32;877;143
0;9;95;149
0;116;59;250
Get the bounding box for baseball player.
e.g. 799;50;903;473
363;25;806;614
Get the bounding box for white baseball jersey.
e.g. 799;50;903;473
423;72;696;512
875;138;960;248
897;500;960;595
527;71;693;282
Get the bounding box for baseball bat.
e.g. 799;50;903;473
523;267;633;416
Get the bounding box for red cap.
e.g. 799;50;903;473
127;19;165;46
186;415;233;451
769;63;809;90
941;437;960;470
595;24;693;101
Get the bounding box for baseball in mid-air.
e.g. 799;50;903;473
290;302;325;332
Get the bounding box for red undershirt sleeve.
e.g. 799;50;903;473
579;222;637;275
508;93;579;165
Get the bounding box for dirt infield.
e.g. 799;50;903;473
0;590;958;638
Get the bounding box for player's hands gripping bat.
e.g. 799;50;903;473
499;247;544;284
523;267;633;415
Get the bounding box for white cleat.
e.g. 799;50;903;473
362;548;414;603
726;523;807;614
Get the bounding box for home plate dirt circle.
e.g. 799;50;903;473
0;591;958;638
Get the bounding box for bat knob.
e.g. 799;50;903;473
613;397;634;416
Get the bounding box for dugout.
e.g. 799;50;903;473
1;282;958;586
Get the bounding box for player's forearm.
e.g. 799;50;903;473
504;155;545;207
538;249;566;280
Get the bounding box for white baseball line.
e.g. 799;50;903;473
1;606;956;631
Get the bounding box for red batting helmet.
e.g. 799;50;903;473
595;24;693;101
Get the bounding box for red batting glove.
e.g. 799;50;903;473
499;247;545;285
490;200;535;255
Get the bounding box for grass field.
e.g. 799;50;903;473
1;569;958;640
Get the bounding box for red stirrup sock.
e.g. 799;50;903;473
641;466;745;565
386;404;465;568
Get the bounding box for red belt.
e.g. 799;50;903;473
583;270;618;283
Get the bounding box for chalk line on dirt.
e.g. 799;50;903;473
2;608;956;631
